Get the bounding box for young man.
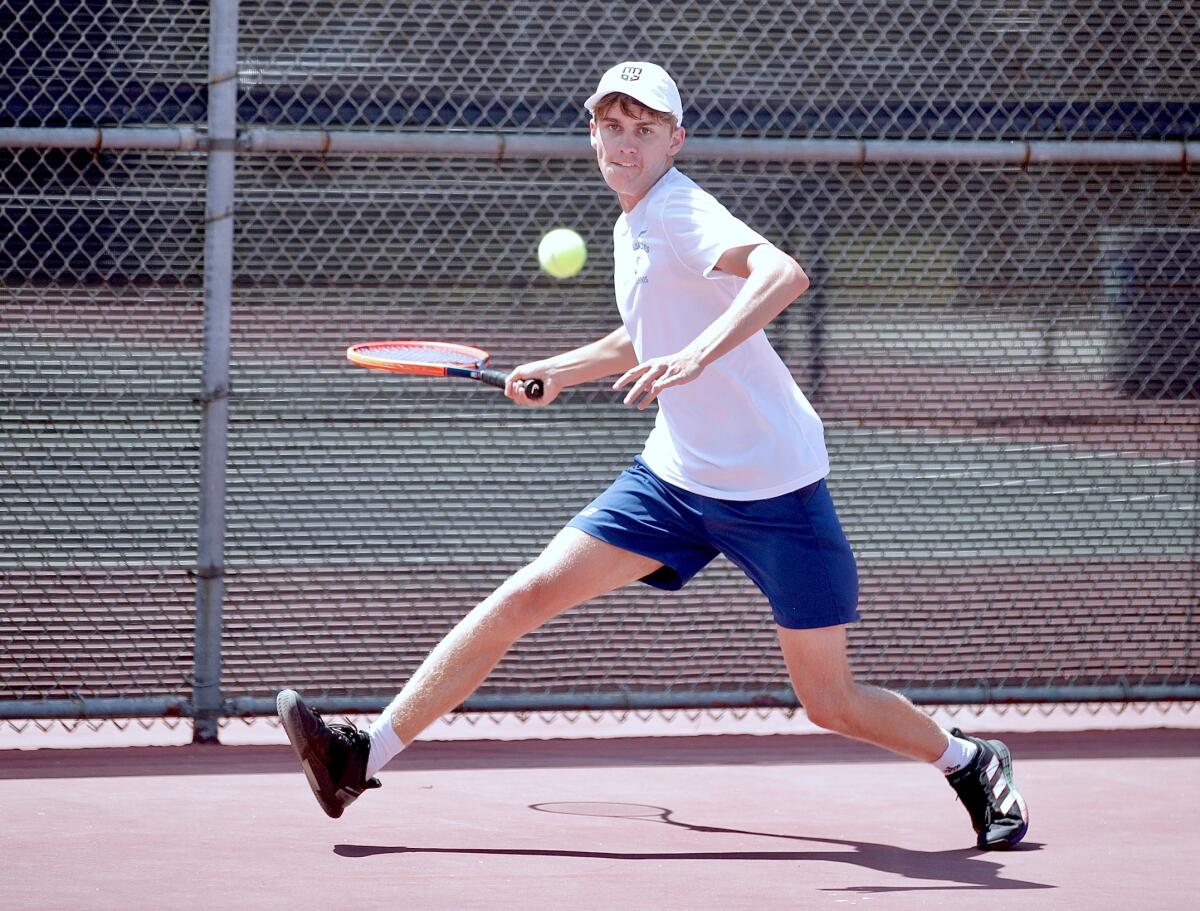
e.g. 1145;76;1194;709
277;61;1029;851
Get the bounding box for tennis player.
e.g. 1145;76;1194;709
278;61;1028;851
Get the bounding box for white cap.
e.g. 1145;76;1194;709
584;61;684;127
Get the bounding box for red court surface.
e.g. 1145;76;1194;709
3;726;1197;910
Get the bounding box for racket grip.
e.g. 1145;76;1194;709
478;368;544;400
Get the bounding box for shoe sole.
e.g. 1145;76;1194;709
277;689;346;819
981;739;1029;850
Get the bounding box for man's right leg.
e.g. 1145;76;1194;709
278;526;662;817
382;526;662;745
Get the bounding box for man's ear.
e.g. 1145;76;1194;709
589;118;599;151
668;126;686;156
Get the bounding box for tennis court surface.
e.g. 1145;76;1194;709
4;721;1196;910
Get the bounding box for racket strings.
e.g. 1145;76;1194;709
360;344;486;367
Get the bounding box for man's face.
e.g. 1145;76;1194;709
589;101;685;210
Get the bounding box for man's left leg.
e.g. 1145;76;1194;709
777;624;944;759
778;624;1029;850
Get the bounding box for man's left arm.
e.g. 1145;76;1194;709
613;243;809;410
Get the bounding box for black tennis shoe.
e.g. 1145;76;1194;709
945;728;1029;850
277;689;381;819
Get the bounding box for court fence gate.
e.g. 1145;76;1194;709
1;1;1196;742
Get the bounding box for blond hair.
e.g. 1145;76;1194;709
591;92;678;131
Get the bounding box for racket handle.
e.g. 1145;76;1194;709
478;368;544;400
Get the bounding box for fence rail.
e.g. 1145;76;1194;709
4;127;1199;166
4;684;1199;724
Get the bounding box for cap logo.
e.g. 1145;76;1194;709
620;66;642;82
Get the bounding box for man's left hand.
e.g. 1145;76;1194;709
612;351;704;410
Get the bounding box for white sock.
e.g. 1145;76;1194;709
365;711;406;779
934;731;979;775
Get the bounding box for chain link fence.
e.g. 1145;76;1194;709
2;1;1197;740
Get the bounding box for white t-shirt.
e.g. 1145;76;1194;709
613;167;829;501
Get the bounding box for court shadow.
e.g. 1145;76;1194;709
333;842;1049;892
335;806;1051;892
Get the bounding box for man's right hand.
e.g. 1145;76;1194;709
505;362;559;406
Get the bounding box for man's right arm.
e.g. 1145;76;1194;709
505;325;637;405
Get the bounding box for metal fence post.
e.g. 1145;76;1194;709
192;0;239;744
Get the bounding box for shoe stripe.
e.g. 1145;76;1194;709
985;754;1000;780
1015;789;1029;820
1000;790;1017;814
992;777;1008;799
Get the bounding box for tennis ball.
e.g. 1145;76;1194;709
538;228;587;279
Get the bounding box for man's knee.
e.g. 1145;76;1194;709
472;571;562;643
796;684;859;734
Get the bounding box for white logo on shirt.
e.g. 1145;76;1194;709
631;230;650;285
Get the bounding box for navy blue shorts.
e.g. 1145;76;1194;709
567;457;859;629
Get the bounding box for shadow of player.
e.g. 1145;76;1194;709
335;800;1050;893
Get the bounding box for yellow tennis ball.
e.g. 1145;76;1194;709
538;228;587;279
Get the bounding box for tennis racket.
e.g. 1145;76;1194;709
346;340;543;399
